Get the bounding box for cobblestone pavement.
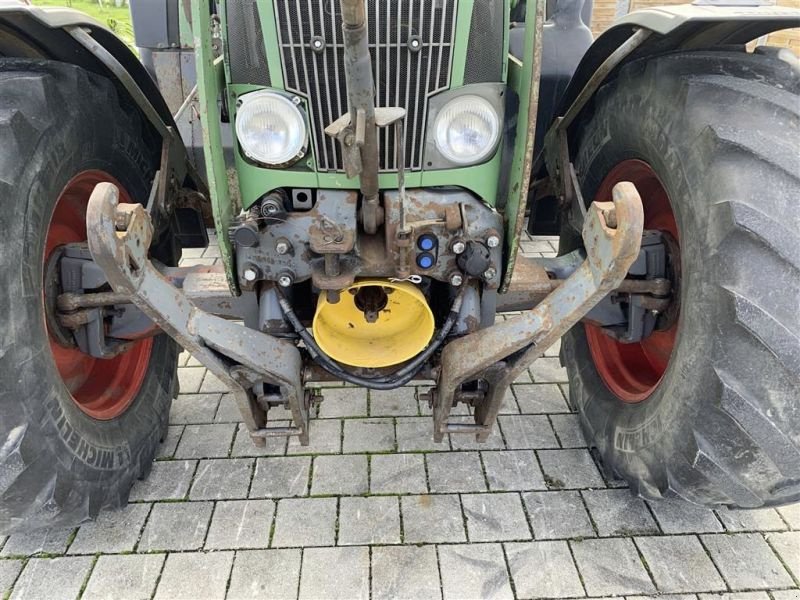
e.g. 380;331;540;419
2;234;798;600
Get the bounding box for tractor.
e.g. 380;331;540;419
0;0;798;532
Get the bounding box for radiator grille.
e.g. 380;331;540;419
273;0;457;172
464;0;505;84
227;0;271;87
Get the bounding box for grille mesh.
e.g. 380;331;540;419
274;0;457;172
464;0;505;84
227;0;271;87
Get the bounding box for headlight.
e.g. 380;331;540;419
235;91;307;166
433;95;500;166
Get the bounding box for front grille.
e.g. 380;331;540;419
273;0;457;172
227;0;271;87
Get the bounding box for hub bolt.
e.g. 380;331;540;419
243;267;259;282
451;239;466;255
449;273;464;287
483;267;497;280
275;239;291;255
278;273;294;288
486;235;501;248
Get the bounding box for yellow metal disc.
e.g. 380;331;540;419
312;279;435;368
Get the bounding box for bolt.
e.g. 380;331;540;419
449;273;464;287
278;273;294;288
243;267;259;282
451;240;466;255
275;240;291;255
313;39;323;49
484;267;497;280
486;235;501;248
292;96;302;105
263;202;279;215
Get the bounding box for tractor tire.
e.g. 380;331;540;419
0;59;179;533
561;48;800;507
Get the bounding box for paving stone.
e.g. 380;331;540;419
299;546;370;600
462;493;531;542
648;499;724;534
636;535;726;593
227;549;301;600
9;557;93;600
205;500;274;550
513;369;533;383
271;497;337;547
522;490;596;540
0;527;73;557
426;452;487;493
231;423;288;457
396;417;450;452
448;417;507;450
174;423;235;458
69;503;151;554
701;533;794;590
156;425;183;458
372;545;441;600
369;388;419;416
343;418;395;453
177;366;205;394
288;419;342;455
766;531;800;580
513;384;570;414
498;415;560;449
770;592;800;600
213;393;244;422
0;560;22;598
311;454;368;495
138;501;213;551
401;494;467;543
199;371;229;393
482;450;546;491
170;393;221;424
82;554;165;600
317;387;368;418
537;449;605;489
506;540;585;599
439;543;513;600
582;489;660;536
571;537;656;596
370;453;427;494
339;496;401;545
549;414;586;448
154;551;233;600
698;593;772;600
777;503;800;529
190;458;253;500
716;507;788;532
249;456;311;498
629;596;697;600
531;357;568;383
129;459;196;501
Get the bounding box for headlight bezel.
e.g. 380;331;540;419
234;90;309;168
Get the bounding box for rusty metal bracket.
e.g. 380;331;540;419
86;183;309;446
431;182;645;442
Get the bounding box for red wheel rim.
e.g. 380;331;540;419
44;171;152;420
585;160;679;403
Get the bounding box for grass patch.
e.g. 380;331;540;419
30;0;135;47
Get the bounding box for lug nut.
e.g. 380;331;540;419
486;235;501;248
277;273;294;288
275;239;291;255
243;267;259;282
449;273;464;287
451;240;466;255
483;267;497;280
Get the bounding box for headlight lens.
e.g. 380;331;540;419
434;95;500;165
235;91;307;166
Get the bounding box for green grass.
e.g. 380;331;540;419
30;0;135;47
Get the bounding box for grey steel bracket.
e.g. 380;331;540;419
86;183;309;446
431;182;645;442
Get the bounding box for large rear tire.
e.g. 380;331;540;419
0;60;179;533
562;48;800;507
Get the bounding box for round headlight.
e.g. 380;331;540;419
434;95;500;165
235;91;307;166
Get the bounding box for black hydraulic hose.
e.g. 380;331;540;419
276;287;465;390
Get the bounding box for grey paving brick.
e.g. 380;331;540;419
138;501;213;551
571;537;656;596
82;554;165;600
482;450;546;491
462;493;531;542
401;494;467;543
770;592;800;600
648;499;723;534
205;500;274;550
311;454;368;495
370;453;427;494
498;415;559;449
156;425;183;458
427;451;487;493
288;418;343;455
514;369;533;383
372;545;441;600
227;549;301;600
0;527;73;557
170;393;221;424
636;535;726;593
701;533;794;590
582;489;660;536
369;388;419;416
531;357;568;383
199;371;229;394
339;496;401;545
232;423;287;457
317;387;368;418
513;384;570;414
271;497;337;547
778;503;800;529
177;366;205;394
716;507;788;532
154;551;233;600
129;459;196;501
9;557;93;600
522;490;596;540
213;393;244;422
448;417;506;450
506;540;585;599
396;417;450;452
343;418;395;453
698;593;772;600
629;596;697;600
0;560;22;598
299;546;369;600
766;531;800;581
190;458;253;500
537;449;605;489
439;543;513;600
249;456;311;498
174;423;236;458
549;414;586;448
69;503;150;554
